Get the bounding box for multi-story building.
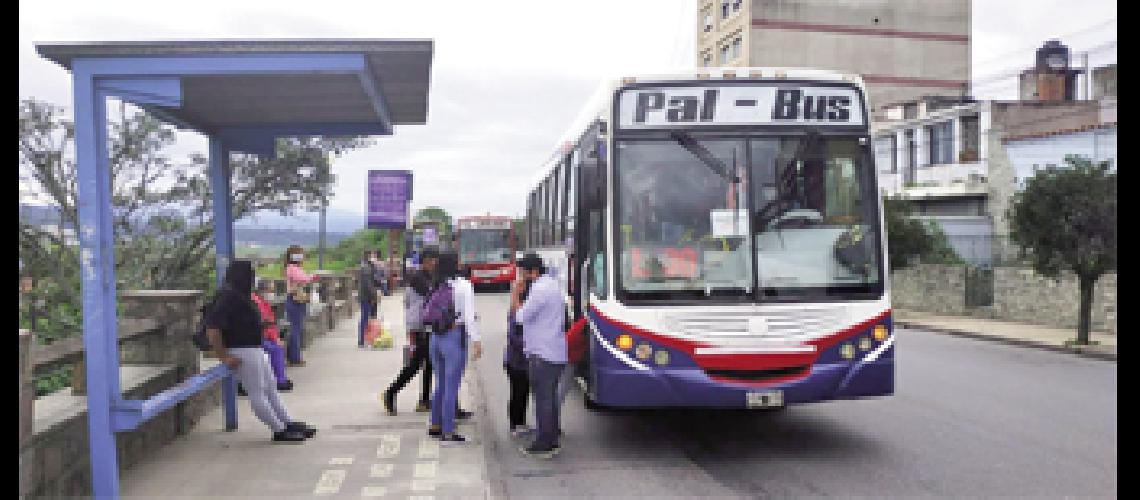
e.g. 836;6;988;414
696;0;971;112
873;97;1103;265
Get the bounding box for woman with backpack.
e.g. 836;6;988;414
283;245;317;366
424;251;483;443
204;260;315;443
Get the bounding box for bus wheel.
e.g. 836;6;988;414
583;394;604;411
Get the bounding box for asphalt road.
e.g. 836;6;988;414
469;291;1117;499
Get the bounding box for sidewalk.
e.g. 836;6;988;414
120;291;491;498
894;309;1117;361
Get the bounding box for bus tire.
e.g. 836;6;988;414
583;393;604;411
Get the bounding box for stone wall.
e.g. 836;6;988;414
891;264;1117;334
20;366;221;498
992;268;1117;333
890;264;967;315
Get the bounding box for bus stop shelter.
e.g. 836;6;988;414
35;39;433;499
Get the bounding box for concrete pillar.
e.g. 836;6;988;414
118;290;205;380
952;115;962;164
19;329;34;449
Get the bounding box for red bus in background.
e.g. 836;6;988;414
456;215;517;289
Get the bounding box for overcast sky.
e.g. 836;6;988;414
19;0;1116;225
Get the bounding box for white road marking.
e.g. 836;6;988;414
413;461;438;479
313;469;347;495
328;456;354;465
370;463;394;478
377;433;401;459
410;479;436;492
417;438;439;460
360;486;387;497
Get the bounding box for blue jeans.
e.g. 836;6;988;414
358;298;375;346
284;297;306;363
429;328;466;435
528;356;566;449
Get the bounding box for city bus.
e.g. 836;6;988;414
456;215;517;289
524;68;893;409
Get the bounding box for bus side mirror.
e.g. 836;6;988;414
581;151;604;210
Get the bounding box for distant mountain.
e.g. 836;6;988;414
21;204;358;247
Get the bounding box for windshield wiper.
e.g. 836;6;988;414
670;131;739;183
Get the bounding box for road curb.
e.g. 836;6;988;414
895;321;1117;362
468;357;507;500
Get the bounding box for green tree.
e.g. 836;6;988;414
19;98;371;331
1007;155;1116;345
884;197;962;270
414;206;453;245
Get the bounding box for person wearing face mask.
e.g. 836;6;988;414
511;253;567;458
204;260;314;443
252;278;292;391
283;245;317;366
359;250;380;348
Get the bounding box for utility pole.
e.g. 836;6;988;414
1083;51;1091;100
318;191;326;269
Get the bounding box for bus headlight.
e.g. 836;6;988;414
616;334;634;351
635;343;652;360
654;350;670;366
840;343;855;360
873;325;888;342
858;337;872;351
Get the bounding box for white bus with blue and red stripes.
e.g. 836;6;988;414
524;68;893;409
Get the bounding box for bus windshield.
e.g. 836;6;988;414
459;229;511;264
616;134;882;301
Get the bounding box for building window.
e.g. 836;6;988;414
903;103;919;120
702;52;712;67
875;136;897;173
731;35;742;60
927;121;953;165
720;44;730;64
960;114;980;162
721;0;730;19
732;0;742;12
703;11;713;33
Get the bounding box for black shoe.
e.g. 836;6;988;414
272;429;307;443
383;392;396;416
415;400;431;412
277;380;294;392
286;421;316;438
456;409;474;420
520;443;558;458
428;427;442;438
440;433;467;443
237;384;247;397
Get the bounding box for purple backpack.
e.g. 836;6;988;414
421;280;457;334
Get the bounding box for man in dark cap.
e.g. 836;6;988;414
511;253;567;458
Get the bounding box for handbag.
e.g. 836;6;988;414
287;281;310;303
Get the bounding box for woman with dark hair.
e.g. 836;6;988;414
205;260;315;442
425;251;483;443
283;245;317;366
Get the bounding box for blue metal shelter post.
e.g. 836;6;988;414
209;137;240;431
73;72;123;499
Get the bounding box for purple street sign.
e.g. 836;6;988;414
367;170;412;229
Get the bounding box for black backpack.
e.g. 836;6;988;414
192;293;221;352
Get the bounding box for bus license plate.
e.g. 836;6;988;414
746;390;784;408
474;270;499;278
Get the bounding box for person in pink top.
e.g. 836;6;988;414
283;245;317;366
253;279;293;391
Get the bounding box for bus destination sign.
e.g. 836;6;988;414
618;84;864;129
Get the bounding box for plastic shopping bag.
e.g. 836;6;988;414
372;320;394;349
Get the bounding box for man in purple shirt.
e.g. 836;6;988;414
511;253;567;458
